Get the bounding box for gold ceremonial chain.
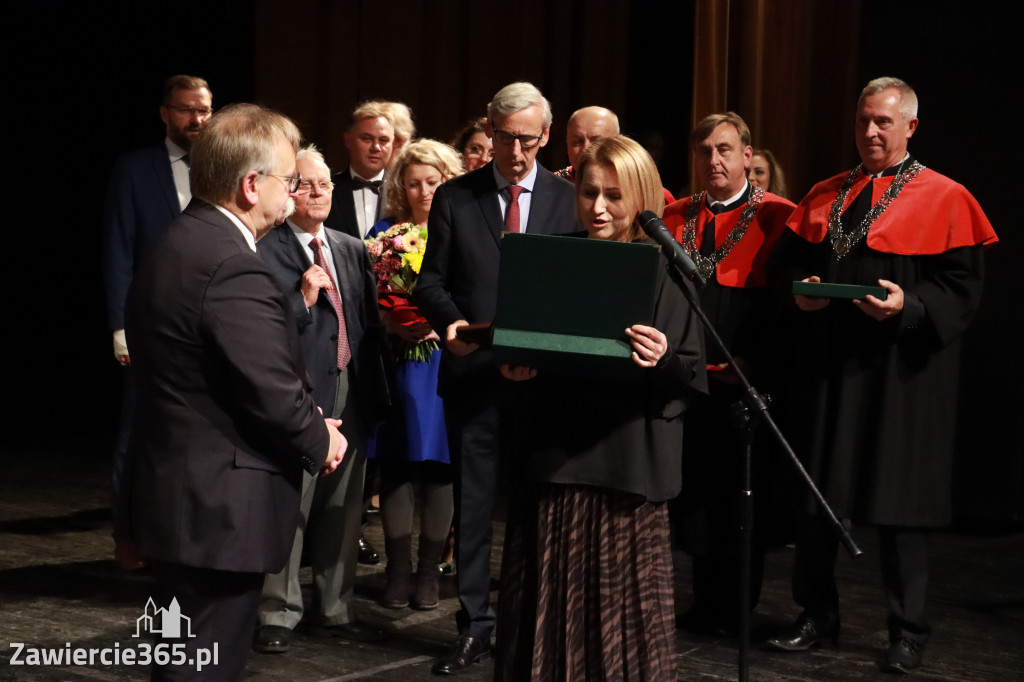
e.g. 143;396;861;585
682;185;766;282
827;160;925;259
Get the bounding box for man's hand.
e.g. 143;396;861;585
853;278;904;321
301;265;333;309
113;329;130;366
794;275;830;312
446;320;480;357
320;418;347;476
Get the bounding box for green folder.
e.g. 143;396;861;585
791;281;888;301
493;233;660;383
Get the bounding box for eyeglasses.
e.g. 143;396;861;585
260;172;302;193
464;144;494;159
491;128;544;149
163;104;213;118
296;180;335;194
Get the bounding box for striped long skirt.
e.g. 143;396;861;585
495;483;677;681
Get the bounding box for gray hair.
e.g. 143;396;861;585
296;144;330;174
190;103;301;205
487;82;553;129
860;77;918;121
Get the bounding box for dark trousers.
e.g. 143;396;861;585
792;514;930;643
151;561;263;681
444;391;503;641
112;370;135;542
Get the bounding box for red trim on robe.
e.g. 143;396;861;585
786;167;998;254
663;192;795;288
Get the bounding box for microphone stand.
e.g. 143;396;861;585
671;267;862;682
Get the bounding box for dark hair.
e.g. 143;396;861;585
162;75;210;105
451;117;488;152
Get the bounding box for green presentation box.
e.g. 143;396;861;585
493;233;660;383
792;281;888;301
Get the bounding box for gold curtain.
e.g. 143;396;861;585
690;0;862;198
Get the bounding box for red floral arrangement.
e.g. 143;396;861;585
365;223;438;361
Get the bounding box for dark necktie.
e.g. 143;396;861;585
182;154;190;168
701;202;727;256
310;237;352;370
505;185;524;233
351;176;382;194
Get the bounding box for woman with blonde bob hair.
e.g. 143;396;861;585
366;138;463;611
382;139;464;225
495;135;707;680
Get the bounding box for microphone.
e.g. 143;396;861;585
638;210;705;287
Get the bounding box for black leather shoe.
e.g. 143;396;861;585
307;620;389;643
883;638;923;674
431;635;491;675
253;625;292;654
765;617;838;651
358;536;381;565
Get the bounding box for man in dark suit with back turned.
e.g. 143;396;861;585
254;145;386;652
102;74;211;570
125;104;346;681
415;81;578;675
326;100;394;239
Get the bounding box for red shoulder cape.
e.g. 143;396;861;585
663;192;795;287
786;167;998;254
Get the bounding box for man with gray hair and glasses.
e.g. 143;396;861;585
254;145;386;653
416;81;577;674
126;104;346;681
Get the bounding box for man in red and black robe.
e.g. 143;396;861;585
664;112;796;636
765;77;997;674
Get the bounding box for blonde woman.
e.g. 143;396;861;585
366;139;464;610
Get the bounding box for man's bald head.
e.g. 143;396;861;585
566;106;620;168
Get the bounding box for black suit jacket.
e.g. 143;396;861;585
325;168;386;239
125;200;330;573
257;222;380;425
103;142;181;330
415;162;578;395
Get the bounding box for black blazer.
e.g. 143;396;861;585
257;222;380;426
125;200;330;573
103;143;181;330
415;162;578;395
325;168;386;239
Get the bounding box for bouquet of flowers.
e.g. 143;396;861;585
365;222;438;362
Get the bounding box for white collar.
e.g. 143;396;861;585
492;161;539;193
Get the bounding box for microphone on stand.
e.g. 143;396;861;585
638;210;705;287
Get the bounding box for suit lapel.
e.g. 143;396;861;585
280;225;312;275
327;171;359;238
324;230;356;331
473;167;504;248
151;145;182;218
526;165;560;235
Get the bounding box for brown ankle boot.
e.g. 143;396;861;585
381;535;412;609
412;536;444;610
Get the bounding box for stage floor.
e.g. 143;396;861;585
1;446;1021;681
